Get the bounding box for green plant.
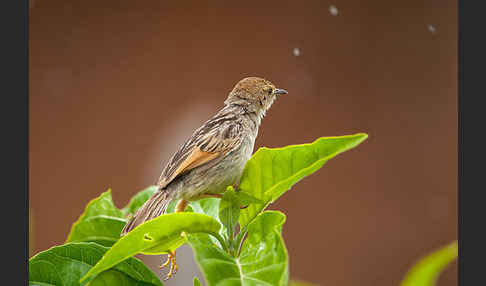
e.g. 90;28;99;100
400;241;458;286
28;133;458;285
30;134;371;285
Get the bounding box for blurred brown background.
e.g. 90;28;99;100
29;0;457;285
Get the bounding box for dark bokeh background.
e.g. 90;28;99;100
29;0;457;285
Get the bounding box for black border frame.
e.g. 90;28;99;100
1;0;29;283
458;0;483;285
0;0;29;285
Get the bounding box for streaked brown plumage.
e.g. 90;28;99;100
121;76;287;279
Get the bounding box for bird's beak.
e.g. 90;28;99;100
273;88;288;95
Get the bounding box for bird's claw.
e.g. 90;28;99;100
160;251;178;280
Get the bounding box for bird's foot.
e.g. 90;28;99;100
160;250;178;280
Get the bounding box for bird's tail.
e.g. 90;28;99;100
121;189;173;236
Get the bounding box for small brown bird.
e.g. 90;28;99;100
121;77;287;279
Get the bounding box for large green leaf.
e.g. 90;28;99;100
122;186;158;216
234;191;264;206
239;211;289;286
185;198;225;247
85;270;156;286
80;212;221;283
187;211;288;286
238;133;368;228
219;186;240;242
29;242;162;286
66;190;126;247
187;198;221;220
400;241;458;286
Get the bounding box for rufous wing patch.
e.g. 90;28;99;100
166;147;219;184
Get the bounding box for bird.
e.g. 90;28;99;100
120;76;288;279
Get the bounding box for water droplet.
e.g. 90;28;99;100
329;5;339;16
427;24;437;33
292;48;301;57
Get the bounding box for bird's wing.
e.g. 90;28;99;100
157;119;243;189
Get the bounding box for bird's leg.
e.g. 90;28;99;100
160;199;187;280
174;199;189;213
160;250;178;280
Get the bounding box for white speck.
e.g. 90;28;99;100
427;24;436;33
292;48;301;57
329;5;339;16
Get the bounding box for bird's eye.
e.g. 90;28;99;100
268;88;273;95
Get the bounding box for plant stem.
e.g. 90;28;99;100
209;231;229;253
233;225;247;257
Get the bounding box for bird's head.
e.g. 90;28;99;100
224;77;288;116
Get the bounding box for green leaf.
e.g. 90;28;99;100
400;241;458;286
66;190;126;247
29;242;162;286
238;133;368;228
165;199;178;214
122;186;158;216
188;198;221;220
187;198;224;246
193;277;202;286
187;211;289;286
166;196;220;223
219;186;240;242
85;269;157;286
235;191;265;206
240;211;289;286
80;212;221;283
